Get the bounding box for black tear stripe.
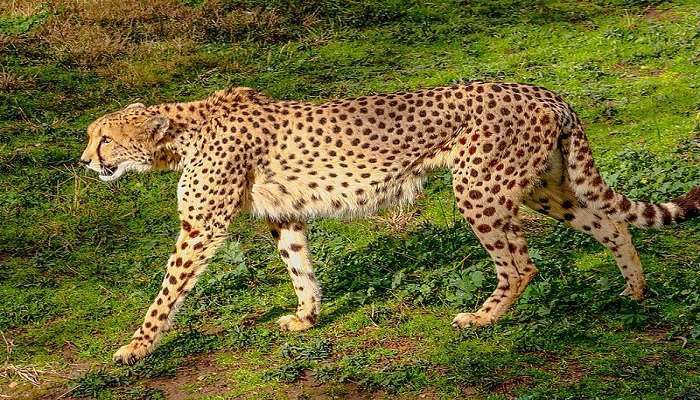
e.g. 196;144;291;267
97;140;105;170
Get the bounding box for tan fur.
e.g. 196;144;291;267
80;82;700;364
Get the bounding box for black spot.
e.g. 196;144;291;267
290;244;303;252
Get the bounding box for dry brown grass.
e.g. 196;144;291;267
0;0;319;91
0;33;23;52
1;0;307;68
0;1;45;16
39;23;129;66
0;69;35;91
33;0;188;66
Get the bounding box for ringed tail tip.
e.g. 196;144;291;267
672;186;700;222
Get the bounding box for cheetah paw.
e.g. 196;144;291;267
451;312;495;328
278;314;314;332
620;286;645;301
113;341;151;365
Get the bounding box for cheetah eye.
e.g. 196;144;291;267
101;136;112;144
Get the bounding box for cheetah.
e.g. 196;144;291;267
80;83;700;364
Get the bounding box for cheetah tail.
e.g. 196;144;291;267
559;127;700;229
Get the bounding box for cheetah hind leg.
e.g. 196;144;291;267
524;175;646;300
452;216;539;327
451;183;539;327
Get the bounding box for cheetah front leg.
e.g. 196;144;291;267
113;160;242;364
268;220;321;331
112;221;228;364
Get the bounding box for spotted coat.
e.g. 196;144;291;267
80;83;700;364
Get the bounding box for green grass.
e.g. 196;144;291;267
1;0;699;398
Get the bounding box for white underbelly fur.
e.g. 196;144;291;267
250;174;427;221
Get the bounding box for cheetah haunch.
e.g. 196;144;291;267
80;83;700;364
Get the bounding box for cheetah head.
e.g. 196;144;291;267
80;103;170;181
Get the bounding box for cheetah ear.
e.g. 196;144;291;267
125;102;146;110
141;115;170;142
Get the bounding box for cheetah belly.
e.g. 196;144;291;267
249;166;427;221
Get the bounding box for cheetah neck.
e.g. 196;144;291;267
148;100;210;171
146;89;267;171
